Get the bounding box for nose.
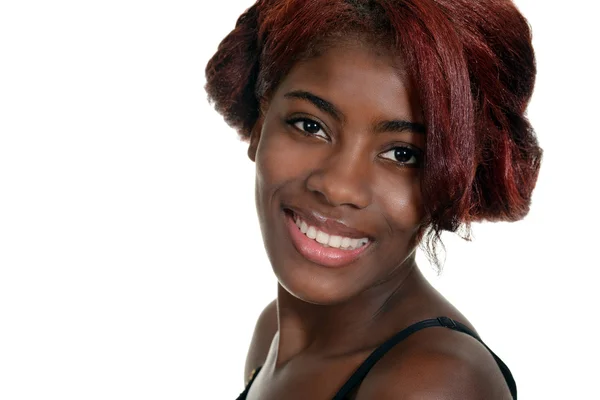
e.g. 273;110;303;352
305;147;372;209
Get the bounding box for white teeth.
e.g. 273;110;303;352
328;235;342;248
341;237;352;249
293;214;369;250
316;231;330;245
300;221;308;234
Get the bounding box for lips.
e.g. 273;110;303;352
283;208;373;268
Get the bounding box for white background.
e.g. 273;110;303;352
0;0;598;399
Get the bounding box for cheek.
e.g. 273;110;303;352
255;128;294;191
376;172;424;232
255;118;319;192
254;125;310;221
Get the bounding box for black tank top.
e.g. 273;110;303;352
236;317;517;400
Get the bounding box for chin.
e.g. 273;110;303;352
267;242;391;306
257;201;418;306
274;265;360;306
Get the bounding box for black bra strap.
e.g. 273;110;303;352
331;317;517;400
235;366;262;400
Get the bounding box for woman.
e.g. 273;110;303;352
206;0;541;398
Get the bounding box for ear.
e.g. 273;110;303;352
247;115;264;162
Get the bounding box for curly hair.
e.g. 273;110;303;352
205;0;542;268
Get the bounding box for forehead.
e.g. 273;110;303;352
272;41;421;122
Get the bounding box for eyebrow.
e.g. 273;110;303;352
283;89;426;135
375;119;426;135
284;90;343;122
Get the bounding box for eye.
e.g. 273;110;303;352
380;146;421;166
287;117;328;139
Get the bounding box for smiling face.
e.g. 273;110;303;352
249;40;427;305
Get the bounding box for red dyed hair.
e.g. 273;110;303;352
205;0;542;266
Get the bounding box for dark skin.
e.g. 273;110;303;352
243;40;512;399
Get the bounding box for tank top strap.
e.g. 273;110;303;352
331;317;517;400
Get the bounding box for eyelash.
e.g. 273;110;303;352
285;117;422;167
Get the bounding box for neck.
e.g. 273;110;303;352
274;259;426;364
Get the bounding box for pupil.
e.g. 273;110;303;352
395;148;412;162
304;121;320;134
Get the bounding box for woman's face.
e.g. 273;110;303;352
250;41;426;305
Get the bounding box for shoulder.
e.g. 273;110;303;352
355;322;513;400
244;299;278;383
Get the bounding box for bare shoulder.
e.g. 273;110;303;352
244;299;278;383
355;323;513;400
